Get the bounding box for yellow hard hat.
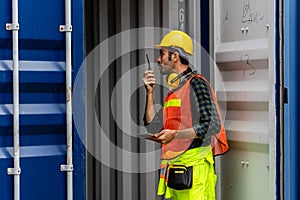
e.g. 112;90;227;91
155;30;193;56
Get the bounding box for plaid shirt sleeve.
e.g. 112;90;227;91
190;77;221;140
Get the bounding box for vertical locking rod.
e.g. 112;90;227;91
279;0;284;199
60;0;73;199
6;0;21;199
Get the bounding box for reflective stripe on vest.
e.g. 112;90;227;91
164;99;181;108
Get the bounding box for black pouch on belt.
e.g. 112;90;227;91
167;165;193;190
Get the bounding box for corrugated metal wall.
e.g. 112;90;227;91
213;0;277;199
84;0;204;199
85;1;160;199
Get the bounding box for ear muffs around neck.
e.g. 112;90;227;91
166;67;192;90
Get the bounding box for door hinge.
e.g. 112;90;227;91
283;87;288;104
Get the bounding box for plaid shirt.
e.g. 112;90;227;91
145;71;221;147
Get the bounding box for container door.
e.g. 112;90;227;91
213;0;277;199
0;0;85;199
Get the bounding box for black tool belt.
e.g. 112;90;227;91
167;165;193;190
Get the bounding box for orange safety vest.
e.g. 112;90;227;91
162;74;228;160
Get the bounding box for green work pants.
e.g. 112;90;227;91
158;146;216;200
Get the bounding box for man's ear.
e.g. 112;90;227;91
172;52;179;62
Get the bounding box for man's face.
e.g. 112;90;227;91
156;48;174;75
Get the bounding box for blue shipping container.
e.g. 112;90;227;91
0;0;85;199
284;0;300;199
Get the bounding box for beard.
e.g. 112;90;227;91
159;63;173;75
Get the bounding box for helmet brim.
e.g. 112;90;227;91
154;45;193;56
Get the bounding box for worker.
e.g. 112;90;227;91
142;30;228;200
